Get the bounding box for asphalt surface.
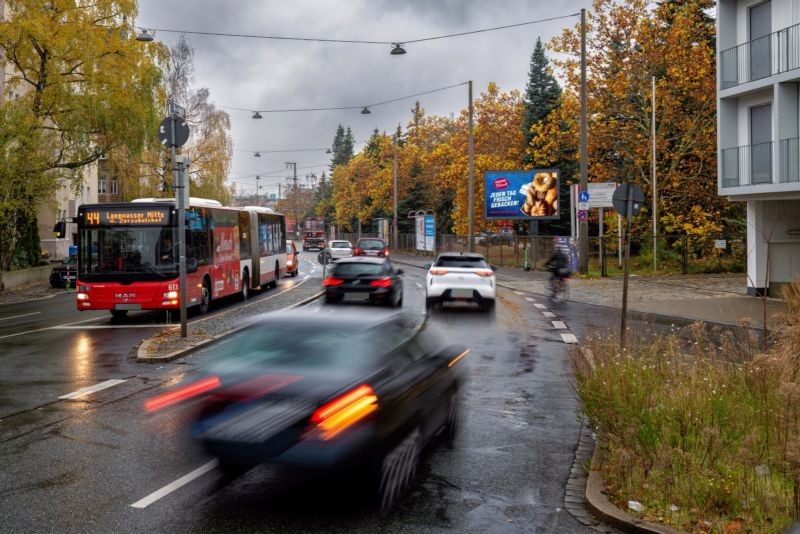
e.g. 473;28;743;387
0;252;600;533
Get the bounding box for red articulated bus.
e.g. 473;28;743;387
75;198;287;319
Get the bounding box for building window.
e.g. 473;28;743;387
110;179;118;195
98;179;106;194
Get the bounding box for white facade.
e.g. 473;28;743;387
718;0;800;295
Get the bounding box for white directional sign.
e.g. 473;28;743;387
588;183;617;208
578;201;589;211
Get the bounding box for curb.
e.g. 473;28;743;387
136;289;324;363
585;442;684;534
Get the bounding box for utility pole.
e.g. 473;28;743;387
278;184;281;200
392;136;398;252
255;175;260;206
467;80;475;252
578;8;589;275
286;162;297;190
652;75;657;272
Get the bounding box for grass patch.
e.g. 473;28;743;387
572;284;800;532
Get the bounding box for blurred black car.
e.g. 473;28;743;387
322;257;403;307
145;310;469;514
49;254;77;288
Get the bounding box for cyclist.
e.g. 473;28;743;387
545;247;571;297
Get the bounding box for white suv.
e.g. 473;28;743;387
425;252;496;312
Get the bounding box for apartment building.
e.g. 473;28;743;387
718;0;800;296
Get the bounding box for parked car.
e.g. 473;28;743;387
322;257;403;307
354;237;389;257
425;252;496;312
145;310;469;514
327;240;354;260
49;254;78;288
303;237;325;251
285;240;299;277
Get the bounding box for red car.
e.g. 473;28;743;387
354;237;389;257
285;240;299;277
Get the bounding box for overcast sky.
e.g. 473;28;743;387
137;0;590;199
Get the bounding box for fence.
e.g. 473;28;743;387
334;232;746;276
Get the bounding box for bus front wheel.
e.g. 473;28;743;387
199;281;211;314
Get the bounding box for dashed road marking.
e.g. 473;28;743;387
0;316;104;340
560;333;579;344
55;325;175;330
542;311;556;318
524;297;536;302
0;311;41;322
534;303;547;309
415;282;423;289
58;379;127;400
514;291;525;296
552;320;567;329
131;459;219;509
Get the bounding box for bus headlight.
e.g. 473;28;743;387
76;292;89;300
164;291;178;299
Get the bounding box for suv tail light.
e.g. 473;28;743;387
310;384;378;440
474;270;494;277
322;276;344;286
369;277;392;288
429;267;449;275
382;248;389;257
145;375;221;412
354;247;363;256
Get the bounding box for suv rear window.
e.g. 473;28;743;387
333;262;385;276
435;256;489;269
330;241;351;248
358;239;385;249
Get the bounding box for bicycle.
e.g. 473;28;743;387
549;269;570;299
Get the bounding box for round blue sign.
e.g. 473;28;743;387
579;191;590;202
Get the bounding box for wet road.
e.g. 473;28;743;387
0;254;595;533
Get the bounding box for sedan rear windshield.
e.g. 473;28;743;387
330;242;351;248
333;262;385;276
358;239;385;249
435;256;489;269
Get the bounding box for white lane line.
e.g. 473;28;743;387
131;459;219;509
415;282;423;289
534;303;547;309
54;325;175;330
560;333;579;344
0;311;41;322
524;297;536;302
58;379;127;400
552;320;567;329
514;291;525;296
0;316;106;340
542;311;556;318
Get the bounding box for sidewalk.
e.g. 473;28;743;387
391;253;787;330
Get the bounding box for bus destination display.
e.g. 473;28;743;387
83;208;170;226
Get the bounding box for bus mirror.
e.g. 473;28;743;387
186;257;198;273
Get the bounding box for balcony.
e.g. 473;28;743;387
721;23;800;89
721;142;773;187
780;137;800;183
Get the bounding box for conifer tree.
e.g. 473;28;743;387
522;37;561;165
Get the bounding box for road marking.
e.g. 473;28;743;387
131;459;219;509
552;320;567;329
534;303;547;309
514;291;525;296
415;282;423;289
0;316;105;340
524;297;536;302
58;379;127;400
54;324;175;330
0;311;42;322
560;333;579;344
542;311;556;318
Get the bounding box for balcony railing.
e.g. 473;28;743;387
721;142;773;187
780;137;800;182
721;23;800;89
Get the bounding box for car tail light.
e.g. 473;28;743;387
382;248;389;257
310;384;378;440
354;247;363;256
474;270;494;277
429;268;448;275
322;276;344;286
145;375;221;412
369;277;392;287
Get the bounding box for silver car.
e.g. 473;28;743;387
327;240;354;260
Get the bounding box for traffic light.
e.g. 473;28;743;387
53;221;66;238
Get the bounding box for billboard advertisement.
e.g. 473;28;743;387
484;169;559;220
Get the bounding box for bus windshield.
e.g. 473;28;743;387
79;227;178;282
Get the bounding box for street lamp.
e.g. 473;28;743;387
136;28;154;42
360;107;371;115
252;111;263;119
254;151;261;157
390;43;407;55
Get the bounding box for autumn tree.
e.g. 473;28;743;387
0;0;166;268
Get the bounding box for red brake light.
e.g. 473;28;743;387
310;384;378;440
145;375;221;412
354;247;363;255
474;270;494;277
369;276;392;287
322;276;344;286
430;268;448;275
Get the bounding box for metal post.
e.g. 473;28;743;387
578;8;589;274
599;207;604;276
618;213;623;268
171;117;188;338
651;75;657;272
467;80;475;253
392;138;398;252
255;175;260;206
620;184;633;349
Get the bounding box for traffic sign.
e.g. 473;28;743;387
579;191;590;202
578;201;589;211
159;116;190;148
577;210;588;221
612;183;645;216
587;183;617;208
